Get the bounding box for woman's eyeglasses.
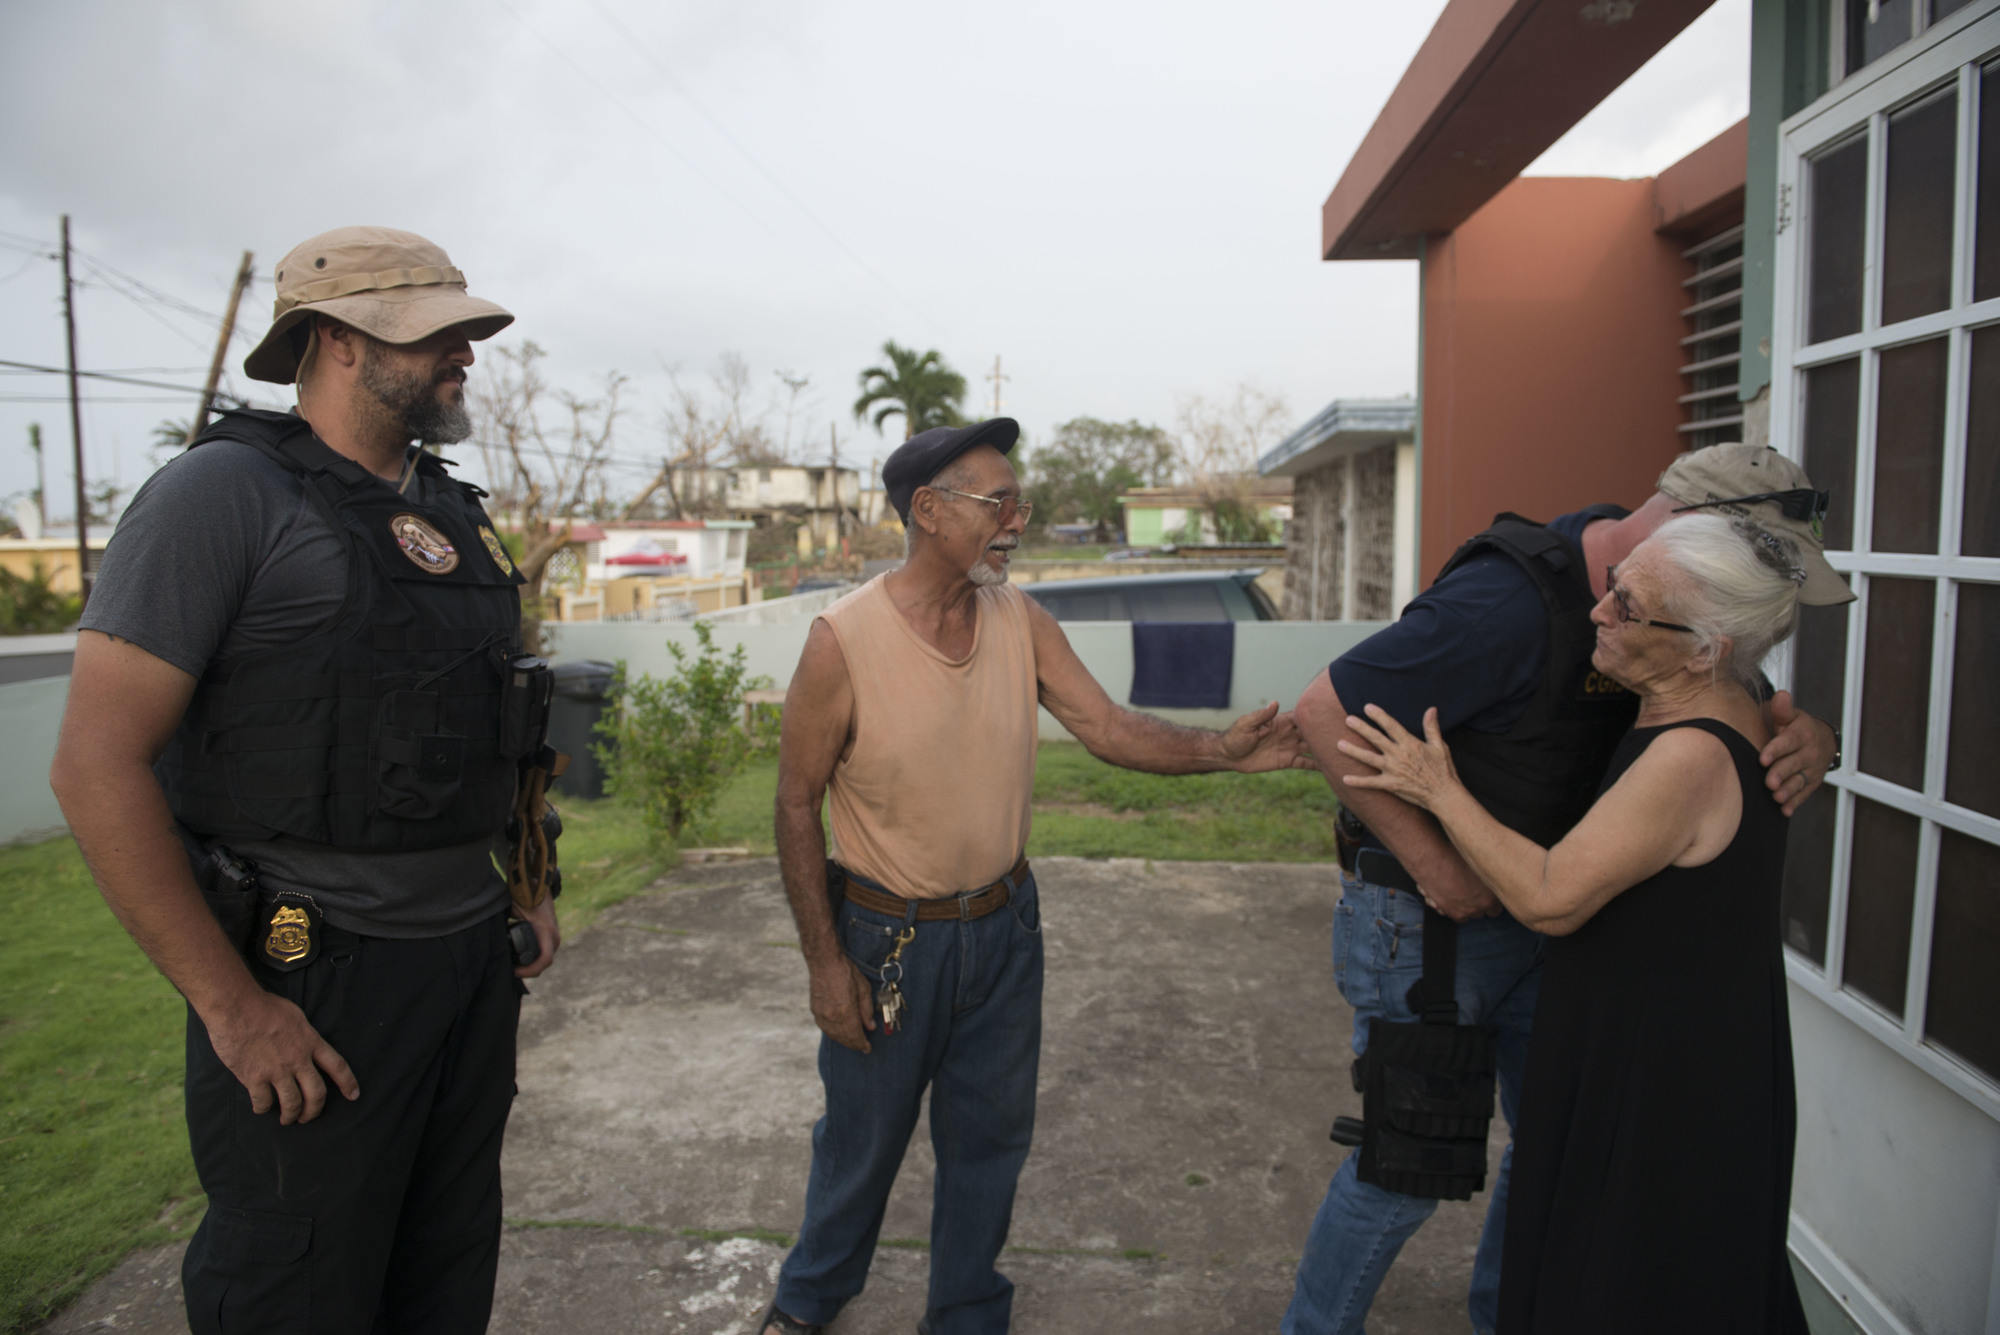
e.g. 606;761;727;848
1605;567;1696;634
930;485;1033;524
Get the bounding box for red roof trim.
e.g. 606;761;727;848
1322;0;1720;261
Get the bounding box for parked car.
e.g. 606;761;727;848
1021;569;1278;622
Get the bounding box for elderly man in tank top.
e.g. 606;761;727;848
757;418;1309;1335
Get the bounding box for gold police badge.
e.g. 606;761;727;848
263;905;314;966
390;512;459;575
478;525;515;576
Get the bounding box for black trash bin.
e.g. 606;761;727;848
547;659;618;800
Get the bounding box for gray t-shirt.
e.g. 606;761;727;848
81;435;509;938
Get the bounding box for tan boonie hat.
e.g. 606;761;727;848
244;226;513;384
1656;442;1855;606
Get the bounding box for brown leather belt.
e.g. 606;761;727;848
839;857;1029;922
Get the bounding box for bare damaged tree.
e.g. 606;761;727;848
625;354;782;521
470;341;625;641
1173;383;1293;543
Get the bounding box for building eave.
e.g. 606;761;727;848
1258;398;1416;477
1321;0;1720;261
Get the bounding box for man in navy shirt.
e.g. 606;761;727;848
1282;448;1840;1335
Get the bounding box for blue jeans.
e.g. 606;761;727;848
1283;874;1544;1335
775;868;1044;1335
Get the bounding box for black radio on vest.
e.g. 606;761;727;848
159;409;532;853
1334;510;1639;1200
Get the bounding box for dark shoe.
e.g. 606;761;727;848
756;1298;823;1335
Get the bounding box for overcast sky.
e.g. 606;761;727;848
0;0;1749;520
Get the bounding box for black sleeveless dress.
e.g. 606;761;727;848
1496;719;1809;1334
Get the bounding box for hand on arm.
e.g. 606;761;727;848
1340;704;1732;934
49;632;358;1124
1027;599;1309;774
1758;690;1837;816
774;620;876;1054
1294;673;1498;920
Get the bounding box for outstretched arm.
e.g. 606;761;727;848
1027;598;1307;774
1340;705;1736;934
774;619;878;1054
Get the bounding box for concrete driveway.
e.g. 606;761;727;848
46;857;1500;1335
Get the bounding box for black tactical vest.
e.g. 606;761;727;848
158;409;527;852
1434;508;1639;847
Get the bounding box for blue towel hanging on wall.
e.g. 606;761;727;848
1129;621;1234;709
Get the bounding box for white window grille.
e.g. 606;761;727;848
1771;0;2000;1119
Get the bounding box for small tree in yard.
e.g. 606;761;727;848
0;562;82;635
594;621;771;839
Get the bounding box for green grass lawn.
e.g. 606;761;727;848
0;741;1338;1328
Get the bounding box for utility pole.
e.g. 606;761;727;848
986;354;1010;418
60;215;90;609
829;422;843;537
188;250;254;444
28;423;45;530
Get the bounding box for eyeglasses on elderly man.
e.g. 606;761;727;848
928;484;1033;524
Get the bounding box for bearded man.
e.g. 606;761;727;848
757;418;1309;1335
51;227;552;1334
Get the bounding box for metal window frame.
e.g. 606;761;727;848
1772;3;2000;1125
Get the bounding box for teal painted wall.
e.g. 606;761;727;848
1743;0;1832;402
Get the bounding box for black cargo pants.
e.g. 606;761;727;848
181;912;521;1335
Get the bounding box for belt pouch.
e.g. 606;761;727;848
1351;907;1498;1201
824;859;847;912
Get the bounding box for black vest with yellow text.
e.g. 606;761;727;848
1434;509;1639;848
158;409;526;852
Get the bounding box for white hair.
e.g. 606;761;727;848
1639;512;1804;688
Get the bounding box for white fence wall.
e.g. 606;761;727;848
544;619;1389;740
1;675;70;845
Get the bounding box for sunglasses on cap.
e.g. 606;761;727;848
1672;487;1830;524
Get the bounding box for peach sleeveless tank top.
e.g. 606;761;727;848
817;575;1038;898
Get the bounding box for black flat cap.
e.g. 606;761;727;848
883;418;1020;522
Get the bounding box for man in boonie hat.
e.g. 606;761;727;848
244;225;515;461
54;228;555;1334
1281;439;1846;1335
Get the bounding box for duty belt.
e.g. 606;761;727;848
837;857;1029;922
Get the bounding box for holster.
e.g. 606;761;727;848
178;823;261;956
507;744;571;913
1349;905;1499;1200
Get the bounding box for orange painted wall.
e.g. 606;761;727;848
1418;176;1690;583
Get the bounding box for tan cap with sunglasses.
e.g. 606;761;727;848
1656;443;1855;605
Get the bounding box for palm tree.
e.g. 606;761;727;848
853;341;967;439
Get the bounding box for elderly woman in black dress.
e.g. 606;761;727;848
1337;511;1836;1335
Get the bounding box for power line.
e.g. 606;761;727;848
0;358;216;395
0;394;201;404
583;0;948;340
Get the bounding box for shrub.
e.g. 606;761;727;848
594;621;771;838
0;562;82;636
